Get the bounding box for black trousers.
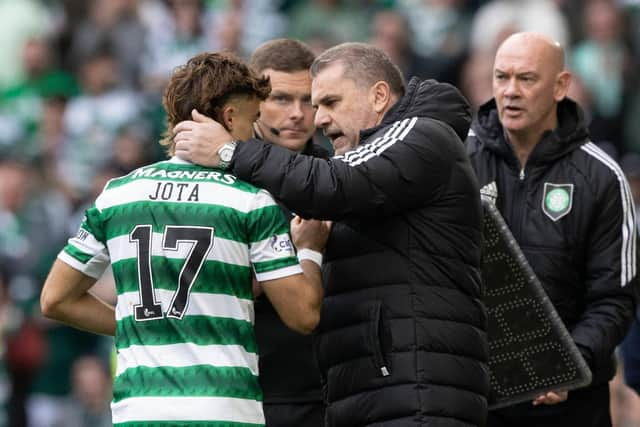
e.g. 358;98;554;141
263;401;325;427
488;384;611;427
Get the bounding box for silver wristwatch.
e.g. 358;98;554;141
217;140;237;170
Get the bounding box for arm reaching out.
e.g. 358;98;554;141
174;111;469;220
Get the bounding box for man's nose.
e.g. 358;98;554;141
504;78;520;97
289;101;304;121
314;107;330;128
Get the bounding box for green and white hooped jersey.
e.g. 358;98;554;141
58;157;302;427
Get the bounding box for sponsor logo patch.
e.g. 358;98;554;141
270;234;293;253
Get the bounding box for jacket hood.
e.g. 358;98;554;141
472;97;590;165
362;77;472;141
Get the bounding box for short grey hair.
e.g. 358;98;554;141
310;42;405;97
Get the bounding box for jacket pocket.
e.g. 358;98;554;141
369;301;391;377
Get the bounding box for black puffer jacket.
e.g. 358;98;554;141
467;98;637;388
231;78;489;426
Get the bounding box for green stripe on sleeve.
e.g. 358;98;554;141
252;256;299;274
63;244;93;264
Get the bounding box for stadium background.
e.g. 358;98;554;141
0;0;639;426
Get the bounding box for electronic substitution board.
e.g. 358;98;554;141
481;200;592;409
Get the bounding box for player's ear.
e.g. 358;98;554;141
222;104;236;132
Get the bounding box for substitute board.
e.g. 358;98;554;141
481;199;592;409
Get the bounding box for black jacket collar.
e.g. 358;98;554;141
360;77;472;142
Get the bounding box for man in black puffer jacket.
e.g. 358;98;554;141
466;32;637;427
173;42;489;427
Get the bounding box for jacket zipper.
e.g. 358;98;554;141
513;167;526;239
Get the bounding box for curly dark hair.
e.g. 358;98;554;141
160;51;271;154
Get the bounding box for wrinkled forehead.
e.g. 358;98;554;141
311;62;361;103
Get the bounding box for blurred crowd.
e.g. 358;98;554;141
1;0;640;426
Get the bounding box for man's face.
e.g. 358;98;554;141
257;69;316;152
229;96;261;141
493;43;560;137
312;62;379;155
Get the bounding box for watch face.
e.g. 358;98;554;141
220;148;232;162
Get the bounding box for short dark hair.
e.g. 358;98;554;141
310;42;405;97
161;51;271;154
250;38;315;74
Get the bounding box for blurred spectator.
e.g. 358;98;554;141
0;36;78;159
139;0;213;94
459;51;494;112
212;0;287;57
368;10;432;81
0;262;16;427
0;156;69;427
66;0;146;89
0;0;51;89
26;330;104;427
56;355;112;427
469;0;569;54
110;125;153;174
570;0;635;154
57;43;145;203
287;0;371;46
395;0;470;84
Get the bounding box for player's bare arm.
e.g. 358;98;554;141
41;260;116;336
260;218;330;335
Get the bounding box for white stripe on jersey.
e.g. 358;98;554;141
107;232;251;267
116;343;259;376
335;117;418;167
581;142;637;286
58;249;109;280
116;290;254;323
95;179;275;213
111;396;264;424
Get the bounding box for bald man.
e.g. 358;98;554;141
467;32;638;427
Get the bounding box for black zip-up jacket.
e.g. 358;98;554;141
467;98;637;387
229;77;489;427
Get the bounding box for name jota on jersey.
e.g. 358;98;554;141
130;167;238;203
